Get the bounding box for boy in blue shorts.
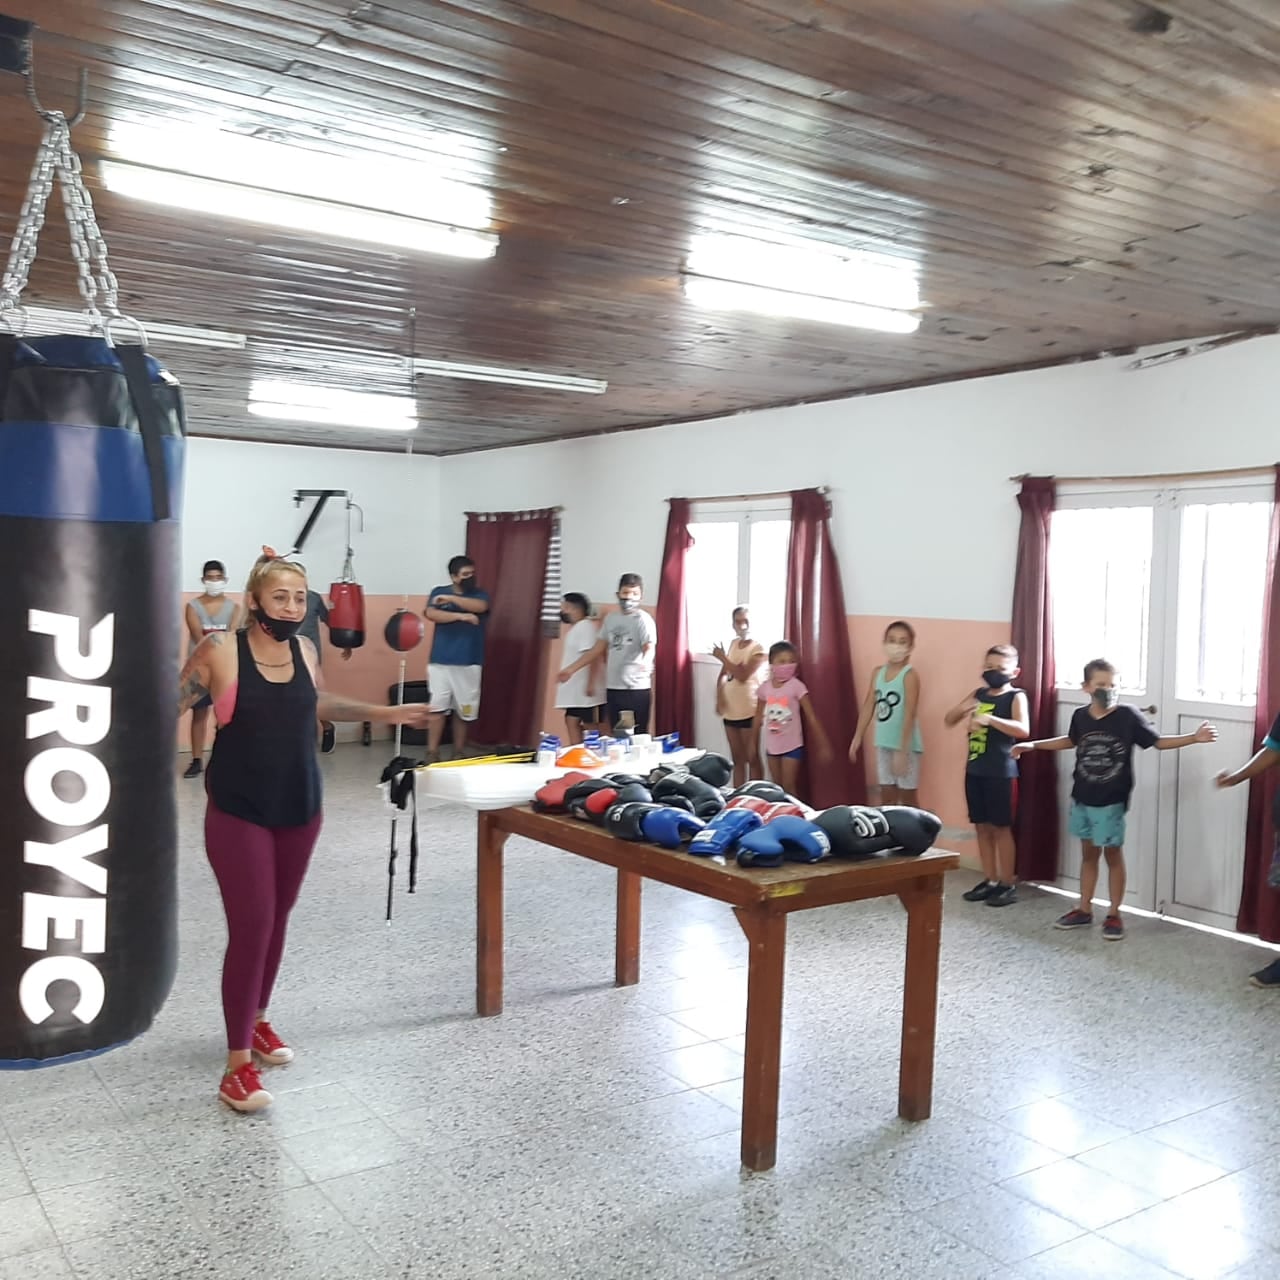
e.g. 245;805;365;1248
1014;658;1216;940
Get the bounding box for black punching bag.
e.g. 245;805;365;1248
0;334;185;1068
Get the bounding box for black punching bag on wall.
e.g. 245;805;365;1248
0;334;185;1068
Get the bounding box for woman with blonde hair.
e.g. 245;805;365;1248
178;550;428;1113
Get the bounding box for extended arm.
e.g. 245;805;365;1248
1013;734;1072;757
302;640;428;726
1156;721;1217;750
1218;746;1280;787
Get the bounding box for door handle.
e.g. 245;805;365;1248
1141;705;1157;714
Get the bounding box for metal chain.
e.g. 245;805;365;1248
0;118;60;326
0;111;141;343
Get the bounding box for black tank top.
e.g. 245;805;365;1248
965;686;1021;779
208;631;322;828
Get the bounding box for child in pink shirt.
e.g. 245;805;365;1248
755;641;832;800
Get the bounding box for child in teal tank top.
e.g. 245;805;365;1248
849;620;924;804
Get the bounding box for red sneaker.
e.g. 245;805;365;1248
253;1020;294;1066
219;1062;273;1113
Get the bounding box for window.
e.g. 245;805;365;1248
1175;501;1269;705
539;518;563;638
686;503;791;656
1050;505;1154;691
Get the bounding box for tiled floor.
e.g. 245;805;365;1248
3;749;1280;1279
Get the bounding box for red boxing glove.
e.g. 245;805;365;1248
761;801;807;824
533;771;594;813
726;795;771;816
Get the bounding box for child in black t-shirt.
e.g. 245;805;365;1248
945;644;1030;908
1015;658;1216;941
1216;711;1280;986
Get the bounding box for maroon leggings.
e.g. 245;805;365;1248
204;802;323;1051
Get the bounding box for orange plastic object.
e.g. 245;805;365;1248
556;746;606;769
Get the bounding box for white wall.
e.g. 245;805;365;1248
182;438;440;596
438;335;1280;622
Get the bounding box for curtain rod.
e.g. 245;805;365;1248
669;486;829;505
1009;465;1276;485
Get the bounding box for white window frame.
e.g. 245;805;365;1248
687;498;791;663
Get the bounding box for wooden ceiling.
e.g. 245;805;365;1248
2;1;1279;454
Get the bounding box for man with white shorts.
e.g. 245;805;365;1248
423;555;490;762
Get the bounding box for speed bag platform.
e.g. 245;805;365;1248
0;334;185;1069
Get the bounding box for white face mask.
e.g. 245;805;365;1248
884;642;910;663
203;580;227;597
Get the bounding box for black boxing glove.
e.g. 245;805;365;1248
881;806;943;856
605;801;665;841
652;773;726;820
686;751;732;789
727;780;788;804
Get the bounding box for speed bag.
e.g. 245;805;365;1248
384;607;424;653
329;580;366;649
0;334;185;1069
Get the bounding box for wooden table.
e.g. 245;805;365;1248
475;807;958;1171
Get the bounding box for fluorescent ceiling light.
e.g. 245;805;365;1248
11;304;246;349
100;161;498;260
683;276;921;335
248;379;417;432
413;357;607;394
684;232;921;331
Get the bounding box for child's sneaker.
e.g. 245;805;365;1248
219;1063;273;1113
1102;914;1125;941
984;883;1018;907
253;1020;294;1066
962;879;998;902
1055;909;1094;930
1249;957;1280;988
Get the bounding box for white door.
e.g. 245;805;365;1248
1049;480;1272;929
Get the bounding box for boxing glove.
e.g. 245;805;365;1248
533;771;595;813
727;780;788;804
603;773;648;789
815;805;939;858
726;795;772;817
688;807;763;857
606;801;665;842
639;806;706;849
580;786;621;824
647;763;686;788
615;782;653;805
759;800;808;823
736;816;831;868
687;751;732;789
564;777;618;814
652;773;725;819
882;806;942;856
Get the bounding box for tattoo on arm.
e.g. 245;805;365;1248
316;693;374;723
178;669;209;715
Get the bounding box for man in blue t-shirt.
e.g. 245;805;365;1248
423;554;491;761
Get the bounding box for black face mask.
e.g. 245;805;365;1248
1092;687;1119;710
255;610;303;643
559;610;572;625
457;577;478;595
982;669;1013;689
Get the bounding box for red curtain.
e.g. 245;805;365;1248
1011;477;1059;880
464;510;553;747
1237;465;1280;942
654;499;695;745
785;488;864;809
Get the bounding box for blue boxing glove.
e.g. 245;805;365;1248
736;816;832;868
688;807;763;857
640;806;706;849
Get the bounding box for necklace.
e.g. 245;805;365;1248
254;657;292;668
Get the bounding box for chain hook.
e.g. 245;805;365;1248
20;34;90;128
